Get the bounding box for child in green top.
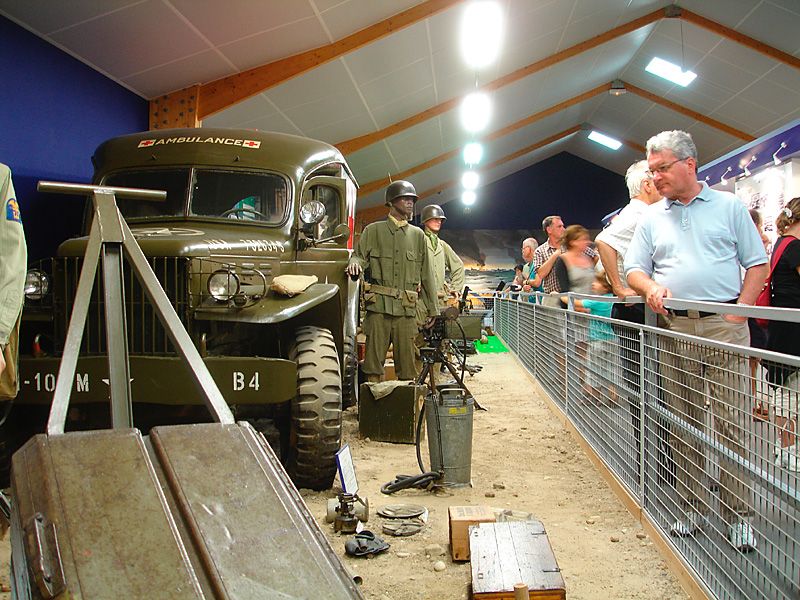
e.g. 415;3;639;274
573;272;620;405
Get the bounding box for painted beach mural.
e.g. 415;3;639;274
437;229;537;292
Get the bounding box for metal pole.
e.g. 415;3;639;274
96;191;134;428
640;306;658;502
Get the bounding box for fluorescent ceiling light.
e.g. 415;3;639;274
462;190;477;206
645;57;696;87
588;130;622;150
461;171;480;190
463;142;483;165
460;92;491;133
460;1;504;69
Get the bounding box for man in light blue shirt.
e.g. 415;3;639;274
625;130;767;553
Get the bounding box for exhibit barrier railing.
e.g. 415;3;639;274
495;293;799;600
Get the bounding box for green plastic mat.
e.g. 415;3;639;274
473;335;508;353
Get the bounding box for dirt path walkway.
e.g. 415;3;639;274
0;352;688;599
301;352;688;600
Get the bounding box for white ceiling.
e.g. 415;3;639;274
3;0;799;210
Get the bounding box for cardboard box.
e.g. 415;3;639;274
358;383;424;444
448;505;495;561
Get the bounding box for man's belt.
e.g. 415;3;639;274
669;299;738;319
366;283;417;299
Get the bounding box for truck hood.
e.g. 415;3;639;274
58;222;292;259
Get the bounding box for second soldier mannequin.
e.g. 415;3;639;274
416;204;465;323
346;181;437;382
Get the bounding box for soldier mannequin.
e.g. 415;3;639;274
416;204;465;321
0;164;27;397
346;181;437;382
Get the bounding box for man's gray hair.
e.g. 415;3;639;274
625;160;651;199
542;215;561;232
522;237;538;252
646;130;697;160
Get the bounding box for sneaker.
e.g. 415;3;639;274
670;510;702;537
728;520;757;553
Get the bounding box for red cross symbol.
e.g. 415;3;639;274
243;140;260;148
138;139;156;147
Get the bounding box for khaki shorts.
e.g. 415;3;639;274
0;316;21;399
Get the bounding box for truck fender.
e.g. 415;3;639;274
194;283;339;325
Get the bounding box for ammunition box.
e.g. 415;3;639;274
358;383;424;444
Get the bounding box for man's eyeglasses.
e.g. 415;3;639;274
646;157;687;177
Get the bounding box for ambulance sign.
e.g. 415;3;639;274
138;136;261;149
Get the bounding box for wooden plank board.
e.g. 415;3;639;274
471;521;566;599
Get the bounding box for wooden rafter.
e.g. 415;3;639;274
678;8;800;71
356;125;582;225
358;83;612;196
624;82;755;141
197;0;460;120
340;4;800;154
337;8;665;154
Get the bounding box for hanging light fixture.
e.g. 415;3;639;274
720;166;732;185
460;92;492;133
462;190;477;206
461;171;480;190
463;142;483;165
460;1;504;69
609;79;627;96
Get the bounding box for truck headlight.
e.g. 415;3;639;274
24;269;50;300
207;270;240;302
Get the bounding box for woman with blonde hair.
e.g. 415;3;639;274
765;197;800;471
553;224;596;296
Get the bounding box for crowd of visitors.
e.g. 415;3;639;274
511;128;800;555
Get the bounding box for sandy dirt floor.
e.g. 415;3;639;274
0;352;688;599
300;352;688;600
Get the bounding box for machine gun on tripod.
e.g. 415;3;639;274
416;286;484;411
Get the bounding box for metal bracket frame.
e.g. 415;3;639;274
38;181;234;435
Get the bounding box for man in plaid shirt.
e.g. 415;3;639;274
533;215;597;293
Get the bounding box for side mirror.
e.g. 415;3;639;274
330;222;351;242
314;223;351;246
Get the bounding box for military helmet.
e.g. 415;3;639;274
385;180;418;206
421;204;446;223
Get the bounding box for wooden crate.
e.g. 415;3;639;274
471;520;566;600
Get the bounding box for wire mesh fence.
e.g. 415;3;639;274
495;294;800;600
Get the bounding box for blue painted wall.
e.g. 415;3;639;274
0;16;148;260
434;152;627;232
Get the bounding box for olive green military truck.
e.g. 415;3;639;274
7;128;360;490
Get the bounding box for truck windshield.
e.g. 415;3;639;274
191;170;289;224
104;169;188;218
103;169;289;225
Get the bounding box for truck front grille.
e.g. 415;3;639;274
44;256;192;355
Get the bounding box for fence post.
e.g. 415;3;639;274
532;301;538;379
563;306;570;408
640;306;658;503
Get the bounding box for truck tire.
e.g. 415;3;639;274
341;335;358;410
288;326;342;490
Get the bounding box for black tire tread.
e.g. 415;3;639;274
341;335;358;409
288;325;342;490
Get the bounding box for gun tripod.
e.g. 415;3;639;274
416;341;484;410
416;342;462;391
